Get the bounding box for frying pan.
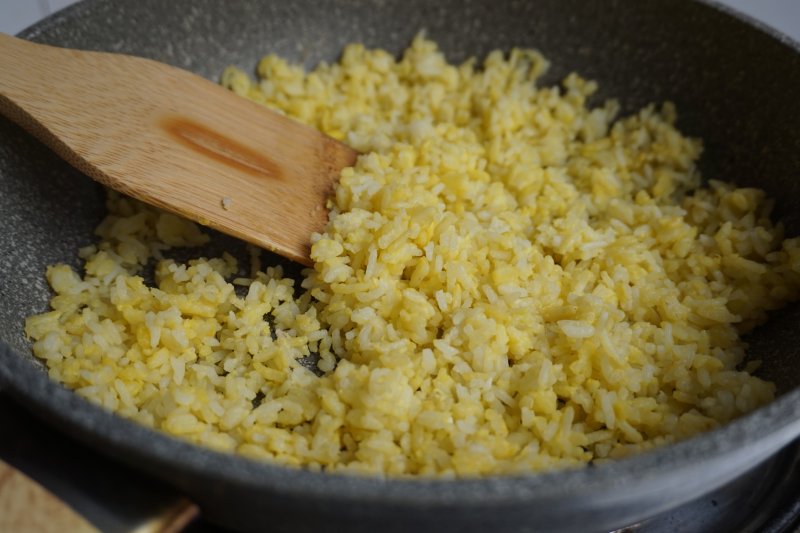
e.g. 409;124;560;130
1;0;800;531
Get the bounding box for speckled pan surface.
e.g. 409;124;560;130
1;1;799;531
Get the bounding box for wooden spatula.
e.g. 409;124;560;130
0;34;358;266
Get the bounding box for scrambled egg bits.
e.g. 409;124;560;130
26;36;800;476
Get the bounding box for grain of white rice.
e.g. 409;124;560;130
24;35;800;477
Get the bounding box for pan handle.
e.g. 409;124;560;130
0;459;198;533
0;391;200;533
0;459;98;533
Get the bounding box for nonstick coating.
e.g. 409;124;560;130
1;1;800;532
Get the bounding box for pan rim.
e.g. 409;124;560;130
3;0;800;512
3;338;800;507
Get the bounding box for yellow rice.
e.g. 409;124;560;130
25;35;800;476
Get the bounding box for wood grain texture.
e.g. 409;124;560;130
0;460;201;533
0;33;358;265
0;459;97;533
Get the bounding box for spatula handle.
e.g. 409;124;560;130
0;33;106;184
